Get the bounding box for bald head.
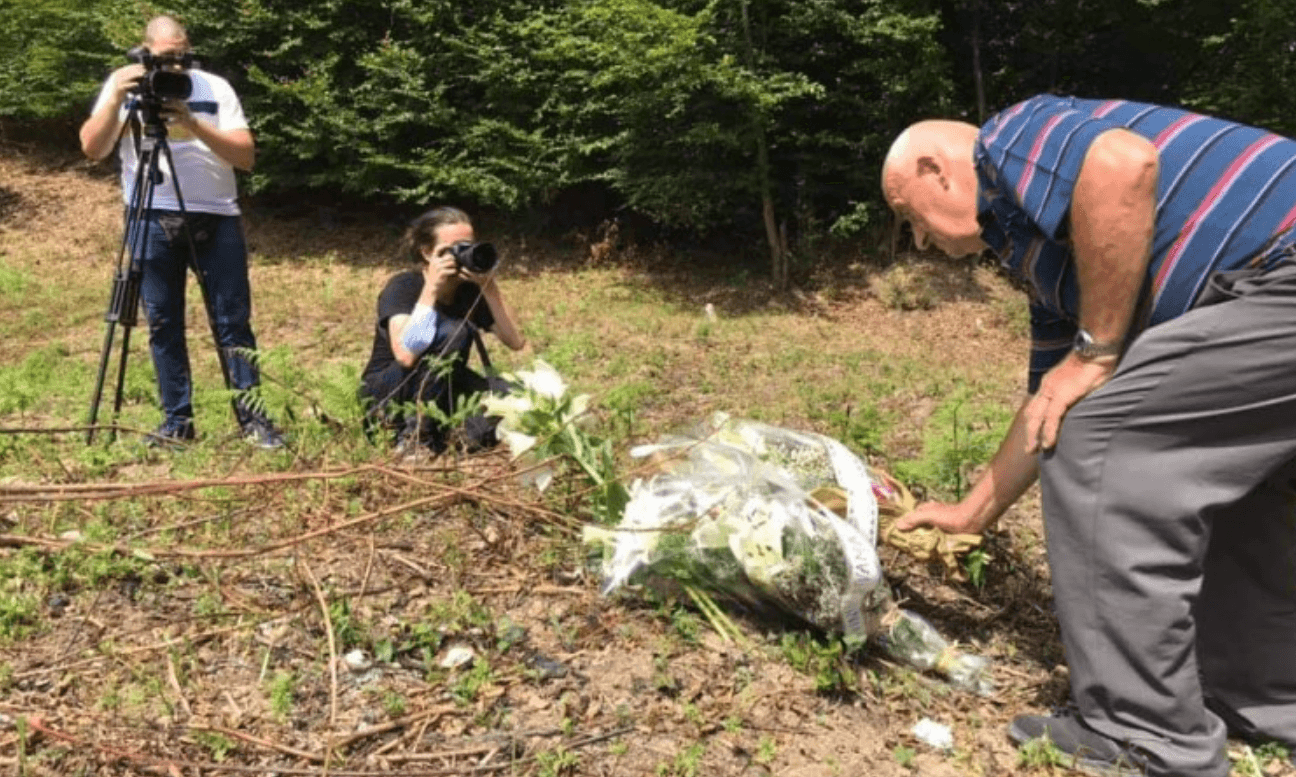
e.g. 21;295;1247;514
881;119;979;203
144;16;189;54
880;119;985;257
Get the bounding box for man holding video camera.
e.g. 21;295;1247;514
79;15;284;448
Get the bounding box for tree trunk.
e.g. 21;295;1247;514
741;0;787;289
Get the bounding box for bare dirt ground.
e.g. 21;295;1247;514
0;134;1288;777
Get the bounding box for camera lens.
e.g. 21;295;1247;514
147;70;193;101
451;241;498;274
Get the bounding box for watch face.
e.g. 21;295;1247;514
1074;329;1119;358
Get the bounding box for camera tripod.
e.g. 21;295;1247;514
86;105;239;443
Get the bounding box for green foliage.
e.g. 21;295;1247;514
1183;0;1296;136
778;632;856;694
536;746;581;777
0;1;125;119
327;596;367;651
9;0;1294;258
894;388;1012;500
450;656;496;705
192;729;235;761
655;742;706;777
266;671;295;720
962;547;990;590
1015;735;1068;769
0;344;78;417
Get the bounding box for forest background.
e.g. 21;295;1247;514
4;0;1296;282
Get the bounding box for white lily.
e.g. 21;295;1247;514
516;359;567;400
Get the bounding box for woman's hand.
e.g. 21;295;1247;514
459;266;497;291
421;252;459;303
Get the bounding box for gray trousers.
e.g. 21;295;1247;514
1041;260;1296;777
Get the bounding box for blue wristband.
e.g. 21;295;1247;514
399;303;439;356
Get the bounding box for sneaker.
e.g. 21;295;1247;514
1009;710;1148;777
240;413;286;450
144;418;196;449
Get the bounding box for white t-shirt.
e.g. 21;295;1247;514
93;68;249;216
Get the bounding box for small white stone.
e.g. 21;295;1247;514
439;644;476;669
913;717;954;751
343;649;372;671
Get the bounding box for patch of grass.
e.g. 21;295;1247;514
963;547;991;590
266;671;295;721
381;689;407;717
536;745;581;777
894;386;1013;500
450;656;496;706
327;596;368;651
656;742;706;777
778;632;856;695
1015;736;1068;769
192;730;235;761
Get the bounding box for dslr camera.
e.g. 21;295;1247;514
449;241;498;274
125;46;194;103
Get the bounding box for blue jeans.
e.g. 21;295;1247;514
127;210;260;425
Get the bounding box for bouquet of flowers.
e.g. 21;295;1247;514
584;413;993;695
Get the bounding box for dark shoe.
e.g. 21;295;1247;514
1009;711;1147;777
240;413;286;450
395;416;445;459
145;418;196;449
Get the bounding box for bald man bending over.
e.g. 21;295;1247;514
884;96;1296;777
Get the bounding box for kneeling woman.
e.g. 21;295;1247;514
360;207;525;453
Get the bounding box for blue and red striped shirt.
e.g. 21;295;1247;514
975;94;1296;391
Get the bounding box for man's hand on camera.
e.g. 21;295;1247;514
159;99;195;130
111;65;147;105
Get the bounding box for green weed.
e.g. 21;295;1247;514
381;689;407;717
192;730;235;761
894;387;1013;500
450;656;495;705
267;671;295;720
1015;735;1068;769
656;742;705;777
963;547;991;590
536;745;581;777
778;632;856;695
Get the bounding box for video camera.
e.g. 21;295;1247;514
125;46;194;103
449;241;499;274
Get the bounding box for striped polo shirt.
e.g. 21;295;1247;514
975;94;1296;391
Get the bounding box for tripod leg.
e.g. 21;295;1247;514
108;327;136;444
86;320;119;444
87;122;161;445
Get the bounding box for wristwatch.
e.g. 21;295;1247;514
1073;329;1122;361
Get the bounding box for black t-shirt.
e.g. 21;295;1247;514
361;270;496;381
